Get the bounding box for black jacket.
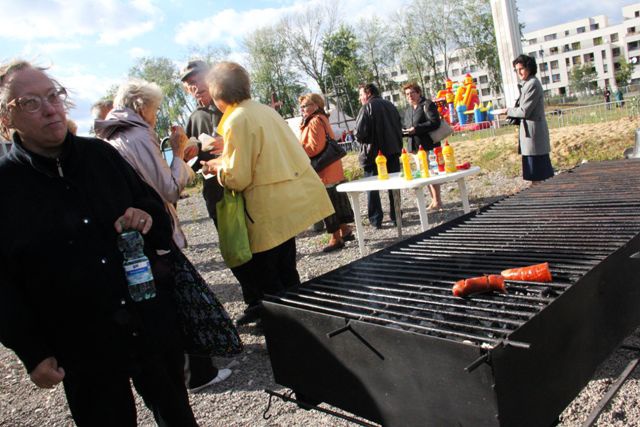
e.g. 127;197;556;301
0;132;180;374
403;97;441;152
354;96;403;168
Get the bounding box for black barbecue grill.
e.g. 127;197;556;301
262;159;640;427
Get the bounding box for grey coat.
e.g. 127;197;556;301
506;76;550;156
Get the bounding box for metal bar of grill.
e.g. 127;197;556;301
263;159;640;427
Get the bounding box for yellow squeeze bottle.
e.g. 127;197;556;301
417;145;429;178
375;150;389;180
400;148;413;180
442;140;457;173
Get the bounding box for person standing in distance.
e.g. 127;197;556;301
180;60;225;225
354;83;403;229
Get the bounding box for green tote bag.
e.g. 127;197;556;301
216;188;253;268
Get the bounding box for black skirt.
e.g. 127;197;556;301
522;154;554;182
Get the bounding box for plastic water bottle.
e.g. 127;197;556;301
428;150;439;176
117;231;156;302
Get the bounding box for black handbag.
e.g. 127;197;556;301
309;120;347;172
172;249;243;357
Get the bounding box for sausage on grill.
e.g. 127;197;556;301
501;262;552;282
452;275;506;297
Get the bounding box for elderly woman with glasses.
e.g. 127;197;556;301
298;93;354;252
201;62;334;326
0;59;198;426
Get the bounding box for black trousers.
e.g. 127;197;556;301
63;348;197;427
231;238;300;307
202;178;225;226
364;155;401;227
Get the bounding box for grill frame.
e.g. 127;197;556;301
263;160;640;426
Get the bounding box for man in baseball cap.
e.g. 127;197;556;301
179;59;231;392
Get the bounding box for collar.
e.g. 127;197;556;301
216;102;239;133
9;131;76;178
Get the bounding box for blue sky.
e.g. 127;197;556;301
1;0;634;134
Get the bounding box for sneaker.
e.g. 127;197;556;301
188;368;232;393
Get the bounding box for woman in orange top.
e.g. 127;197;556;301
299;93;354;252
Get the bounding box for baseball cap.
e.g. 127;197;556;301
180;60;209;81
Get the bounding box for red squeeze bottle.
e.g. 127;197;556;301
434;146;445;173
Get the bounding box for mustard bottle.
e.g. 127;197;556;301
375;150;389;180
400;148;413;180
417;145;429;178
442;140;457;173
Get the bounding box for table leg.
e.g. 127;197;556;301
414;187;430;232
457;178;471;213
348;192;366;257
392;189;402;238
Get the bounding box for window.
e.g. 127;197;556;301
577;26;586;33
628;40;640;51
392;93;400;102
436;60;444;67
563;44;570;52
528;51;537;58
550;60;559;69
571;41;581;50
469;65;477;72
590;23;599;31
583;53;594;63
603;64;608;73
628;27;636;35
602;50;607;59
552;74;561;83
481;88;491;96
636;11;640;17
400;69;407;74
384;96;392;101
614;62;622;71
479;75;488;84
528;38;537;45
450;57;459;63
611;33;619;42
565;30;570;36
565;58;571;66
593;36;603;46
544;33;557;41
391;71;398;77
452;69;460;77
541;76;550;85
573;55;581;65
550;46;559;54
613;47;621;57
539;62;548;71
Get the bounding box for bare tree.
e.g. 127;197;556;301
393;10;428;91
357;16;397;90
279;2;340;93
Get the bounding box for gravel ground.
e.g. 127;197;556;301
2;169;640;427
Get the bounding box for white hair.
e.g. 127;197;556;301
113;78;163;114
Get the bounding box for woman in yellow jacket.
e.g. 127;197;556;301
201;62;334;326
298;93;354;252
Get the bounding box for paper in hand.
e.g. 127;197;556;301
198;133;216;152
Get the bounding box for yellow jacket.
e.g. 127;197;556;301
217;100;334;253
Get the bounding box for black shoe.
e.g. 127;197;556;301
342;232;355;242
322;240;345;253
236;305;261;326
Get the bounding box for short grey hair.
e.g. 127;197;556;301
206;62;251;104
113;78;163;115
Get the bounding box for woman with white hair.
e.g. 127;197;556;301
94;78;192;248
94;79;233;392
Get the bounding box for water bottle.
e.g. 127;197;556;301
117;231;156;302
428;150;439;176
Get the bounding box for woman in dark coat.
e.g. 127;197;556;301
402;82;443;209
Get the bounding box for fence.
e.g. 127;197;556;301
448;97;640;143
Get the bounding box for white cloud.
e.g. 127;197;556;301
129;47;151;58
0;0;162;44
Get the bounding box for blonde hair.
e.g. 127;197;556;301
113;78;163;115
206;61;251;104
298;93;326;112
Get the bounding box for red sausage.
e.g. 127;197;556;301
452;275;506;297
501;262;552;282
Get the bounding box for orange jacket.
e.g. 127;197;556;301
299;114;345;186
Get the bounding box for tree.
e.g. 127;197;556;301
357;16;397;91
615;57;635;88
392;9;428;91
279;2;339;93
129;57;191;137
568;63;598;95
323;24;366;116
244;27;306;118
455;0;502;94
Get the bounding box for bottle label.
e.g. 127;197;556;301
124;260;153;285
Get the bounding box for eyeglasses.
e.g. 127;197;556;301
7;87;68;113
300;103;314;109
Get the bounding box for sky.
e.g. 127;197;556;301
1;0;635;134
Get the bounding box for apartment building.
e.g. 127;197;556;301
381;2;640;106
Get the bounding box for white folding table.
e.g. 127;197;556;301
336;166;481;256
